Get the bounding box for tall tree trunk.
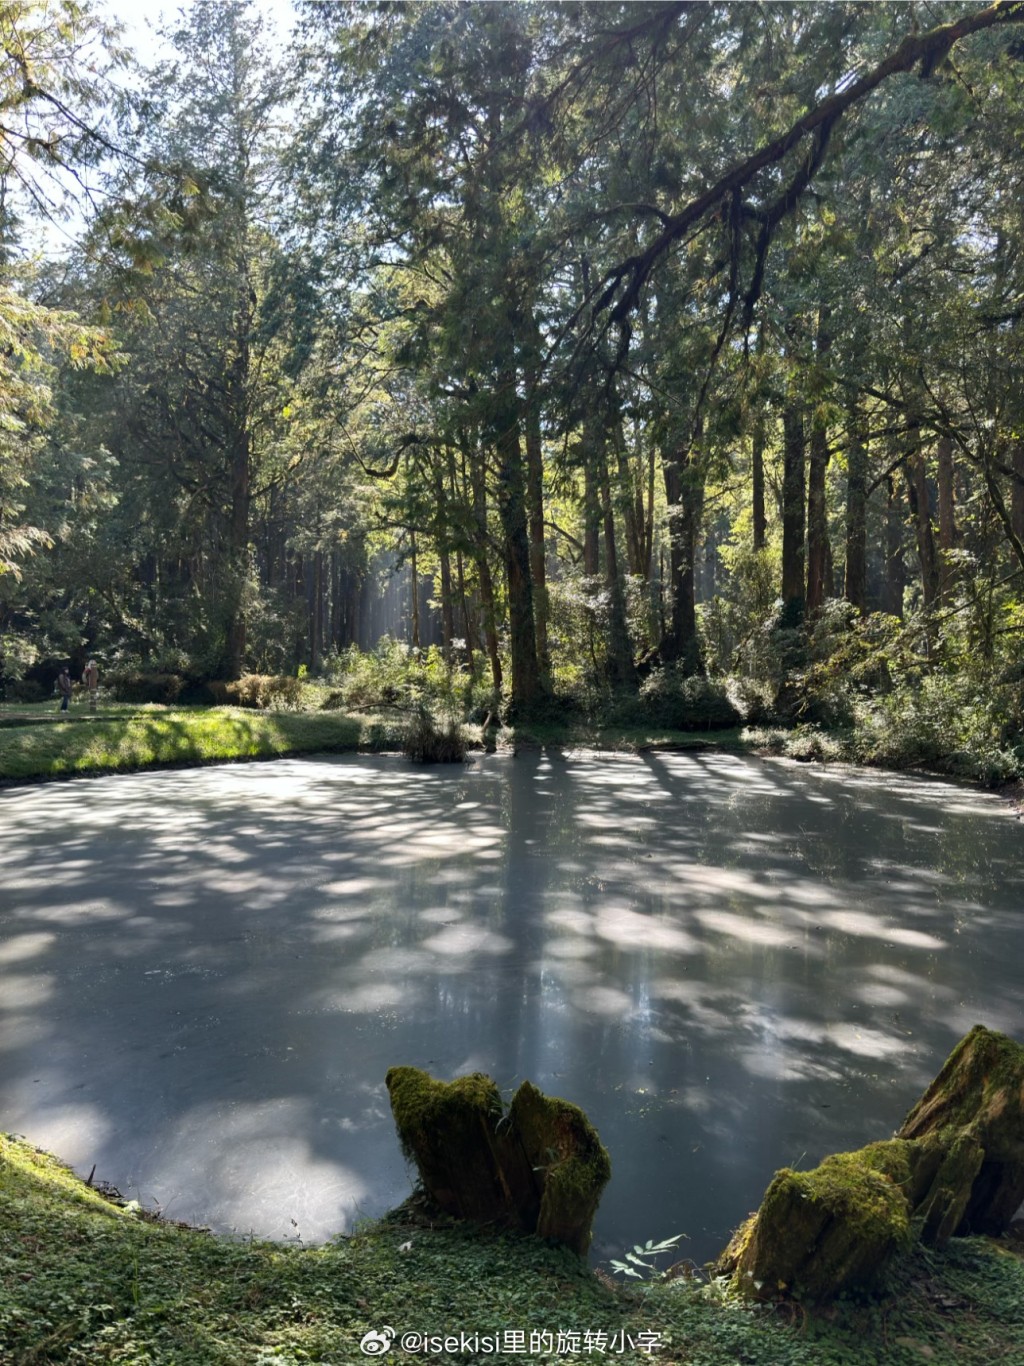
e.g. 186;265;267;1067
331;549;342;651
495;380;542;708
410;530;421;649
660;434;705;675
456;551;476;672
906;450;940;609
752;410;767;553
1012;441;1024;545
885;475;906;619
844;398;868;614
224;424;250;680
312;548;324;669
805;312;832;614
434;465;455;661
522;320;551;686
597;420;636;688
582;408;602;576
613;415;645;578
780;402;805;628
936;435;957;600
468;438;502;693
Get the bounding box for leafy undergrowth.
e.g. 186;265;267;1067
3;1136;1024;1365
0;706;405;783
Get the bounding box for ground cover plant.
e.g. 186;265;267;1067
2;1133;1024;1366
0;703;384;783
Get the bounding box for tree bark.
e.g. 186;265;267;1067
410;530;421;649
936;435;957;600
884;474;905;618
805;313;832;614
752;410;767;553
844;399;868;614
906;450;940;609
597;421;636;688
468;439;502;692
493;378;541;708
1012;441;1024;546
523;320;551;686
660;436;705;674
780;402;805;628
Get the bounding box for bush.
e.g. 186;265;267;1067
2;679;49;703
107;672;184;704
502;691;584;727
403;708;468;763
221;674;304;709
635;667;742;731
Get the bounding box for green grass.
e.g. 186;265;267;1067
2;1134;1023;1365
0;703;403;783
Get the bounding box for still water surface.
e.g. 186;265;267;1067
1;751;1021;1264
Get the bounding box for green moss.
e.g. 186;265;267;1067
0;1134;130;1221
384;1067;511;1223
509;1081;612;1256
736;1149;914;1302
385;1070;611;1255
385;1067;502;1160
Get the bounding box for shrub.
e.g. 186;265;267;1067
403;708;468;763
636;667;742;731
222;674;304;709
2;679;49;703
107;672;184;704
319;688;348;711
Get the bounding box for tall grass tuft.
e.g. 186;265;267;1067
403;707;468;764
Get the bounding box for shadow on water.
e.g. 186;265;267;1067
1;750;1022;1264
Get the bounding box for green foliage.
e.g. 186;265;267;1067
4;1131;1024;1366
603;667;741;732
107;671;185;705
610;1233;687;1281
214;674;305;711
402;706;468;764
0;705;367;781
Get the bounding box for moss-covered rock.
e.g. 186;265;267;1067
384;1068;609;1254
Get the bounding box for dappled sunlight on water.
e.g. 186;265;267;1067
1;751;1022;1261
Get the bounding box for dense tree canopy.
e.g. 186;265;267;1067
3;0;1024;777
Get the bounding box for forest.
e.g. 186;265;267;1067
3;0;1024;781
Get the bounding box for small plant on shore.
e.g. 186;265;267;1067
402;704;467;764
610;1233;687;1280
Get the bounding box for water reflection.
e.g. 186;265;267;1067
0;751;1021;1262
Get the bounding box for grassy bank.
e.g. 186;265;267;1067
0;698;1015;794
2;1134;1023;1365
0;704;406;784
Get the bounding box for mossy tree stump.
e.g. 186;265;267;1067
897;1024;1024;1237
716;1026;1024;1304
385;1067;610;1255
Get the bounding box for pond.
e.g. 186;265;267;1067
1;751;1021;1265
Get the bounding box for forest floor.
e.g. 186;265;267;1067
2;1132;1024;1366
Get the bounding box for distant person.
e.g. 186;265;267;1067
82;659;99;711
56;666;73;712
